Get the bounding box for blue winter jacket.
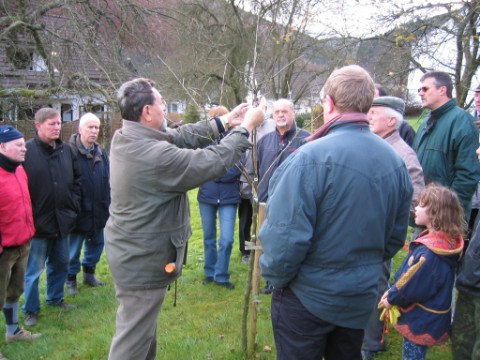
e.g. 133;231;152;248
197;164;241;206
388;231;463;345
259;122;412;329
257;124;310;203
69;133;110;235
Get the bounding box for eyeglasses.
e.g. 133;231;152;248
418;86;430;94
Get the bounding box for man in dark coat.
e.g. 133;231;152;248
66;112;110;295
22;108;81;327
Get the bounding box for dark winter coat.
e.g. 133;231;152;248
257;124;310;203
413;99;480;215
456;223;480;297
197;164;241;206
23;137;82;238
69;133;110;235
389;231;463;345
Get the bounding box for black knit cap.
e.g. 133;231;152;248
0;125;24;143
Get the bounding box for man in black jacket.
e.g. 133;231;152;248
66;113;110;295
452;147;480;360
22;108;82;327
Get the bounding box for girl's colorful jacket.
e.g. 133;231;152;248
387;230;463;345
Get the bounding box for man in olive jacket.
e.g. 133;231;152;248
105;78;265;360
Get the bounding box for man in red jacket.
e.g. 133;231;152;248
0;125;40;351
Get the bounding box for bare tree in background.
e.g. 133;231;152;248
365;0;480;107
0;0;174;119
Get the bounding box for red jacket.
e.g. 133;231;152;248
0;165;35;252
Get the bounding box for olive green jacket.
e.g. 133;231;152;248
105;119;251;290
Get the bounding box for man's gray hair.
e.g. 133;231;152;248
79;112;101;128
382;107;403;129
273;98;294;112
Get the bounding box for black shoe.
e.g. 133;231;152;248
202;276;214;285
261;285;274;295
83;273;106;287
214;281;235;289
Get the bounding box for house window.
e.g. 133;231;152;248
79;104;106;121
169;103;178;113
31;53;48;72
61;104;73;122
6;46;33;70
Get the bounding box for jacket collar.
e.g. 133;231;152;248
34;136;63;153
70;133;102;161
276;123;297;138
122;119;172;142
413;230;464;257
0;152;20;172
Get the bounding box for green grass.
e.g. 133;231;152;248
406;112;428;132
0;191;452;359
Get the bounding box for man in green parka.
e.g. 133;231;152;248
413;71;480;219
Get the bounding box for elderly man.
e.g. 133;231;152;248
256;98;309;294
413;71;480;218
259;65;412;360
105;78;264;360
362;96;425;360
22;108;81;327
257;98;310;204
66;113;110;296
0;126;41;348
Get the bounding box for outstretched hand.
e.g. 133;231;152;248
226;103;251;128
240;98;266;133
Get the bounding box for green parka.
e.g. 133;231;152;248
413;99;480;215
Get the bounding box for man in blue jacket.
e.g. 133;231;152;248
257;98;309;204
259;65;413;360
66;113;110;295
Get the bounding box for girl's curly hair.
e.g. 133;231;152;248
418;183;465;240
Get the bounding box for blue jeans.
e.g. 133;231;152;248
403;337;427;360
23;236;70;314
68;231;105;275
199;202;237;283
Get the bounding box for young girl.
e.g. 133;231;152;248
379;184;465;360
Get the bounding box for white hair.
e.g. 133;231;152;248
273;98;294;112
381;107;403;129
79;112;101;128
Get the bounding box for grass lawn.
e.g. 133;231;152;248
406;111;428;132
0;190;452;359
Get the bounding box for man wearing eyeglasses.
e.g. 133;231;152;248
413;71;480;219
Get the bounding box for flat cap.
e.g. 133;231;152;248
371;96;405;115
475;84;480;92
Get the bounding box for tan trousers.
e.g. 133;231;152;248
108;286;167;360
